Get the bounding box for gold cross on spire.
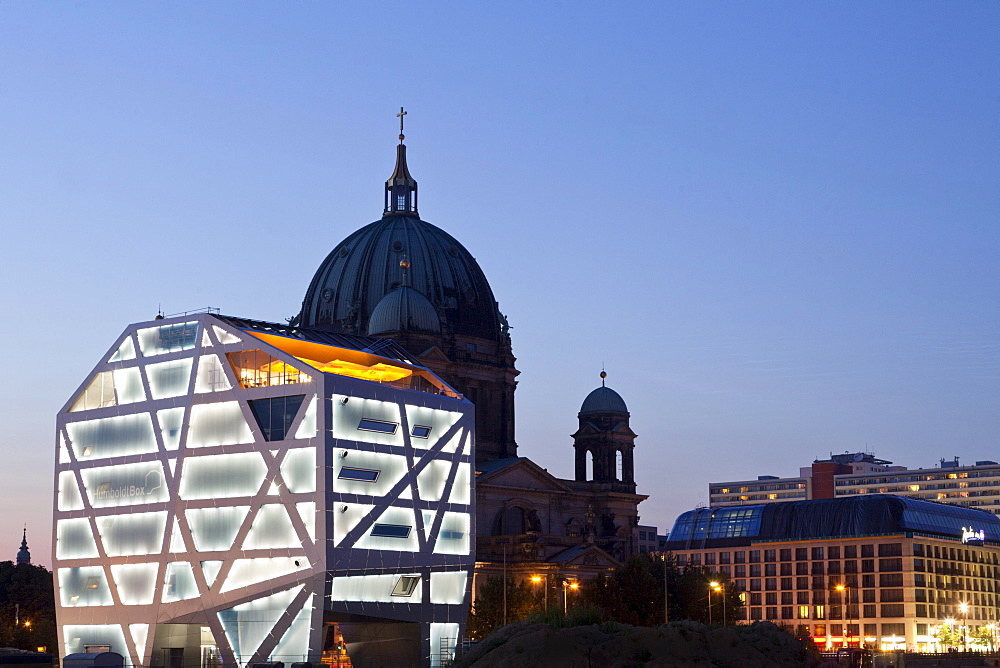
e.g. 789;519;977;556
397;107;407;143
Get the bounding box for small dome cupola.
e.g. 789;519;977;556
579;371;630;416
367;258;441;335
16;527;30;565
384;107;418;217
573;371;637;490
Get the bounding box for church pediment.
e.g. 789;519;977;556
549;544;621;569
477;458;572;493
418;345;451;363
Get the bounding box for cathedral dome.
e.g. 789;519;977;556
579;386;629;416
299;216;503;341
367;285;441;336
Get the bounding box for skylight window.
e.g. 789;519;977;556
391;575;421;597
358;419;398;434
338;467;380;483
411;425;431;439
371;524;411;538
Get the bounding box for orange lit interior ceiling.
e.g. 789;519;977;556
245;331;460;398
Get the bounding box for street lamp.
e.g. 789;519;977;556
530;575;548;612
713;583;726;626
563;580;579;615
835;584;850;648
960;603;969;652
708;581;719;625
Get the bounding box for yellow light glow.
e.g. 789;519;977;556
835;584;845;591
299;357;413;382
530;576;542;583
569;582;579;589
909;485;920;491
709;581;720;588
960;603;969;613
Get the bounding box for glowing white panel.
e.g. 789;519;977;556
331;395;402;446
280;448;316;493
56;518;99;559
179;452;266;500
187;506;250;551
59;433;71;463
58;471;85;511
404;405;461;450
212;325;241;344
294;397;317;439
162;562;199;602
219;586;302;662
440;427;465;454
221;558;308;592
333;503;374;546
146;358;193;399
333;451;407;496
430;571;468;605
168;520;185;553
157;407;184;450
129;623;149;658
188;402;254;448
112;367;146;404
67;413;157;460
201;560;223;587
353;506;419;552
109;336;137;362
70;372;116;412
331;573;422;603
194;354;231;393
201;330;213;347
448;463;471;505
97;511;167;556
295;502;316;542
63;624;128;657
110;563;157;605
81;462;167;508
271;593;313;663
422;510;436;541
59;567;113;606
243;505;298;549
461;431;472;456
137;321;199;357
433;512;470;555
430;623;460;668
417;460;451;502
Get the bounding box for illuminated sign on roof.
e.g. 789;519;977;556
962;527;985;544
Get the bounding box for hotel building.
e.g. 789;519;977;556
665;495;1000;651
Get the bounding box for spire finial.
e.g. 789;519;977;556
400;256;410;286
600;368;607;387
397;107;407;143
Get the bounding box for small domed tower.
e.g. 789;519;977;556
573;372;637;493
16;527;30;565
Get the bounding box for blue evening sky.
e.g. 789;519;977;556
1;2;998;566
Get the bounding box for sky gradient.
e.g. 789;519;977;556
1;2;998;567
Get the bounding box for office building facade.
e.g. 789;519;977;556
54;313;474;667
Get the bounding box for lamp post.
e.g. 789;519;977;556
713;583;725;626
708;581;719;625
563;580;579;615
960;603;969;652
836;584;850;648
662;554;669;625
531;575;548;613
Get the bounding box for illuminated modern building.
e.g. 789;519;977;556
710;453;1000;516
53;313;475;667
665;495;1000;651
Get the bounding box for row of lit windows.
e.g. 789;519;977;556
837;470;1000;485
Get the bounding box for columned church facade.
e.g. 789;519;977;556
296;126;647;593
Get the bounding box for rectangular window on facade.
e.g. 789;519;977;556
864;623;877;636
750;565;761;577
814;605;825;620
796;563;809;575
781;578;793;590
796;548;808;561
861;560;874;573
751;608;762;620
750;550;760;563
828;562;841;575
913;544;925;556
879;558;903;572
880;589;904;603
781;591;793;605
844;545;857;559
812;562;825;575
844;560;858;573
796;577;809;590
797;591;809;604
861;545;874;558
880;605;904;618
358;418;398;434
705;553;716;565
915;589;926;602
411;425;432;438
862;589;875;603
766;607;777;620
764;549;776;562
863;605;876;618
811;547;824;560
391;575;421;597
734;551;746;563
735;565;746;578
780;549;792;561
765;592;777;605
338;467;380;482
719;552;731;564
879;573;903;587
862;574;875;588
750;579;761;591
916;604;927;617
878;543;903;557
370;524;411;538
814;624;826;637
781;607;794;619
765;564;776;576
765;579;777;591
780;563;792;576
798;605;810;619
750;593;762;606
828;546;841;559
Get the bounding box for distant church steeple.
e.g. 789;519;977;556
383;107;418;217
16;527;30;565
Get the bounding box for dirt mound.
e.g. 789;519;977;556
455;620;831;668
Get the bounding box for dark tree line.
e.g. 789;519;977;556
0;561;57;653
468;553;744;638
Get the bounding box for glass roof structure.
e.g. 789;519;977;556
666;494;1000;550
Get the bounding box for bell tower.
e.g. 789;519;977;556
572;372;636;493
